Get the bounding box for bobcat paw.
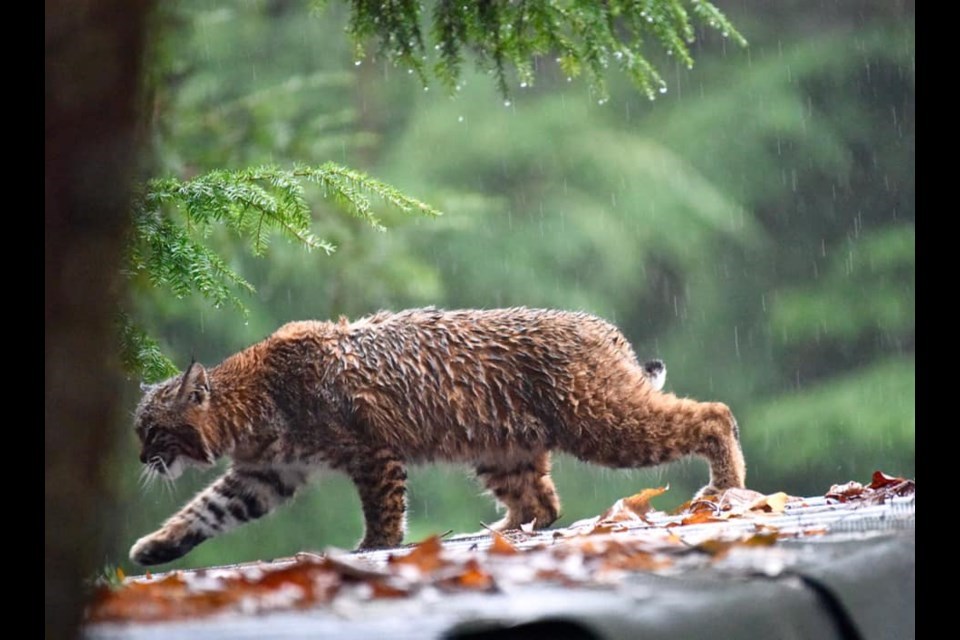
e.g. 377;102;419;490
129;530;204;566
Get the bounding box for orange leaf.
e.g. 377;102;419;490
598;486;667;523
621;486;668;516
680;511;723;526
695;532;778;558
489;531;518;555
671;495;717;515
390;535;445;574
741;532;779;547
451;559;495;591
588;522;621;536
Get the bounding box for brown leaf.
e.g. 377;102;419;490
869;470;904;490
446;558;495;591
671;496;718;515
367;581;410;599
741;532;779;547
86;563;344;623
489;531;518;555
598;486;667;524
826;481;864;502
827;472;915;504
680;511;724;526
599;546;673;573
621;486;668;516
868;471;915;496
389;535;445;574
695;532;778;558
587;522;623;536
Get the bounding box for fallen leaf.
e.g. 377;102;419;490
695;532;778;558
680;511;724;526
389;535;445;574
597;486;667;524
716;488;768;511
367;581;410;599
587;522;623;536
826;481;865;502
445;558;495;591
748;492;789;514
489;531;518;556
869;471;903;490
827;472;915;504
621;486;668;516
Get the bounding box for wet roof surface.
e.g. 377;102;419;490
86;494;915;640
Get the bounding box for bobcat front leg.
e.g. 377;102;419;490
130;466;306;566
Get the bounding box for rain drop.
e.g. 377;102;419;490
504;100;512;107
458;115;464;122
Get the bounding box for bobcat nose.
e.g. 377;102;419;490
139;450;148;464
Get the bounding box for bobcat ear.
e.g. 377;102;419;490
177;360;211;406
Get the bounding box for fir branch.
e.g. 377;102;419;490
122;163;440;381
327;0;747;99
117;312;179;383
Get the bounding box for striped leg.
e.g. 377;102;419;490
343;448;408;549
129;466;306;566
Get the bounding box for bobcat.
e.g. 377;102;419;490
129;308;745;566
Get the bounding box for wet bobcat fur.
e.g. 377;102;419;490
130;307;745;565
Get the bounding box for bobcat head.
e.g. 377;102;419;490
134;362;217;481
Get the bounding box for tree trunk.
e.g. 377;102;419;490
45;1;152;636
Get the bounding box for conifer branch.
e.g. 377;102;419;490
327;0;746;100
123;163;440;381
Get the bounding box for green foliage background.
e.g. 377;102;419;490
112;0;914;572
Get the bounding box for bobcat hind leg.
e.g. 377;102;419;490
475;452;561;531
694;403;746;497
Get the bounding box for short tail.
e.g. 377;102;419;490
642;359;666;391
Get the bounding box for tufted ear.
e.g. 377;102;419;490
177;360;211;406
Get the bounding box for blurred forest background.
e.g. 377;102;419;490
111;0;914;573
